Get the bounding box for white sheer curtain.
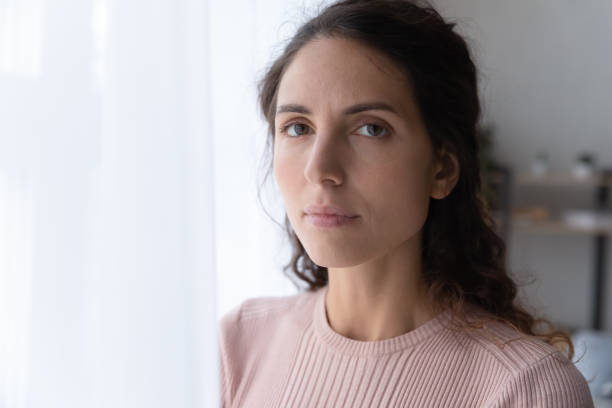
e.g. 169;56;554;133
0;0;217;407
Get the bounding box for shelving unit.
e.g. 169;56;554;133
489;168;612;330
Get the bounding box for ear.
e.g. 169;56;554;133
430;146;460;200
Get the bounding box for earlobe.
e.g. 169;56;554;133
430;149;460;200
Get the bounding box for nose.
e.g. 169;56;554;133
303;129;346;186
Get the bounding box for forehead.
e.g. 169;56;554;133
276;36;415;114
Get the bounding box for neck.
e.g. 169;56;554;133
325;237;435;341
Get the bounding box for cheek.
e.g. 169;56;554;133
273;149;300;201
372;158;432;232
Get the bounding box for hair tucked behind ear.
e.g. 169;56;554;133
256;0;576;361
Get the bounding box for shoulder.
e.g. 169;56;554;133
218;288;319;355
217;288;321;406
218;288;319;336
448;308;593;407
483;350;594;407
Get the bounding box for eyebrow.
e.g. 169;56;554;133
275;102;398;116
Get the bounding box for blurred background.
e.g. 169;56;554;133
1;0;610;407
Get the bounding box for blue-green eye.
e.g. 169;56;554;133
282;123;311;137
356;124;387;137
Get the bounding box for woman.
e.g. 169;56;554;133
218;0;594;406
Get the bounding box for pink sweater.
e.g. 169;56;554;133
218;285;593;407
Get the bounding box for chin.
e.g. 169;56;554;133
301;241;371;268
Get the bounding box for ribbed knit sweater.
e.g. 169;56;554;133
218;285;593;407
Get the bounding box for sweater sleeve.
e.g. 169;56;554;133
486;351;594;408
218;344;228;408
218;303;243;408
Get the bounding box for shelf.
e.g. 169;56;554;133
514;172;612;187
512;219;612;236
489;166;611;330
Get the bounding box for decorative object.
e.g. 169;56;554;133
563;209;612;230
573;152;596;179
512;206;551;224
531;152;549;176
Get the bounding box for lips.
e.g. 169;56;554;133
305;213;359;227
303;204;358;218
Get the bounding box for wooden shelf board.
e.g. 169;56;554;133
511;220;612;236
515;172;612;187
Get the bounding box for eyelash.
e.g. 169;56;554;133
279;120;390;138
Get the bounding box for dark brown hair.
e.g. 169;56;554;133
256;0;575;360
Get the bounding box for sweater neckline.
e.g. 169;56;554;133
312;285;452;357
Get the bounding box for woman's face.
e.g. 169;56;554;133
273;36;446;268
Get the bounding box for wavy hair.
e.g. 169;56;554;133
256;0;575;361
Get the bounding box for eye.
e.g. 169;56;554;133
280;122;312;137
355;123;388;138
